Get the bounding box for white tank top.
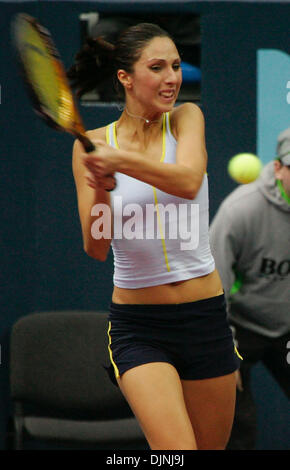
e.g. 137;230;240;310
106;112;215;288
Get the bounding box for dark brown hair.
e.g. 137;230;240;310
67;23;172;97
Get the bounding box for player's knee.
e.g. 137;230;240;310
174;438;197;450
149;436;197;450
199;443;226;450
197;437;228;450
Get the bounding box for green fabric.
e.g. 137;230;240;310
230;270;243;295
277;179;290;205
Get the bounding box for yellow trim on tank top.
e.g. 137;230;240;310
106;124;110;145
152;113;170;271
109;114;170;272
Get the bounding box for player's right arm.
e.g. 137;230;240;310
72;135;113;262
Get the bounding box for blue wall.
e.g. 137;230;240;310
0;1;289;450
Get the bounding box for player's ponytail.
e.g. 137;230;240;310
67;36;116;97
68;23;171;98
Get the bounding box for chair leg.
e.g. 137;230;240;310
5;416;15;450
13;403;24;450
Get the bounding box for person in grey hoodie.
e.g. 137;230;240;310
209;128;290;450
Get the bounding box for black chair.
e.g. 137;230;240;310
8;310;147;450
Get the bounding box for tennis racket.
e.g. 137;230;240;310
12;13;116;189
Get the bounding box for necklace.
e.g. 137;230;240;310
125;107;162;124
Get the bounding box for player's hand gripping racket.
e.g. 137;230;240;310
12;13;116;191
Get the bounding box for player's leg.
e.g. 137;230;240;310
181;372;236;450
117;362;197;450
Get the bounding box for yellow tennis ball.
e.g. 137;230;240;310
228;153;263;184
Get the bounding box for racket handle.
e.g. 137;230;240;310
78;134;117;192
79;135;96;153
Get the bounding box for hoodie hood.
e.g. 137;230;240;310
276;127;290;165
257;161;290;213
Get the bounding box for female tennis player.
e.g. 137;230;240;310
69;23;241;450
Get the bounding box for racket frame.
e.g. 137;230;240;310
12;13;95;153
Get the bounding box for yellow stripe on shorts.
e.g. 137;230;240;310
235;345;243;360
107;321;120;379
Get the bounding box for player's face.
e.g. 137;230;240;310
129;36;182;113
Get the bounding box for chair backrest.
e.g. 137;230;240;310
10;311;132;420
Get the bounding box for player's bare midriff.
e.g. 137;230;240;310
112;268;224;304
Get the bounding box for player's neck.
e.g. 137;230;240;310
124;107;163;125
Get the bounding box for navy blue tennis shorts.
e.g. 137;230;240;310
106;294;241;385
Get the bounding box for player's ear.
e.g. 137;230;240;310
117;69;132;90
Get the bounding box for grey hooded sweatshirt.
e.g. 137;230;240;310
209;161;290;338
